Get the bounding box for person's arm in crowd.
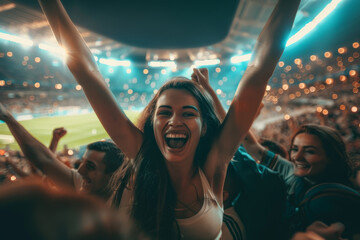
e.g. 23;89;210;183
191;68;226;121
204;0;301;196
213;0;301;159
38;0;143;159
243;129;295;181
242;129;267;162
240;101;268;162
49;127;67;153
194;67;269;165
0;103;74;189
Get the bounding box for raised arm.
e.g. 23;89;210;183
0;103;73;189
191;68;268;162
38;0;142;158
204;0;301;195
243;130;267;162
191;68;226;121
49;127;67;153
215;0;301;162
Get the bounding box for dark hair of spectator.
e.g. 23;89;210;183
0;180;137;240
87;141;125;174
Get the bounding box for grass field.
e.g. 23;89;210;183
0;111;140;151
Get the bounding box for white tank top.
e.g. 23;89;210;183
177;169;224;239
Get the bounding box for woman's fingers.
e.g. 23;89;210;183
191;69;199;84
198;68;209;83
191;68;209;87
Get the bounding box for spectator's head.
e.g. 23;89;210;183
0;180;146;240
137;77;220;168
259;138;289;159
78;141;124;198
289;124;351;183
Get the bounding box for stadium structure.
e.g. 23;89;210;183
0;0;359;151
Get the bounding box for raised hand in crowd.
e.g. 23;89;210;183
0;103;124;200
191;68;226;120
0;103;74;189
49;127;67;153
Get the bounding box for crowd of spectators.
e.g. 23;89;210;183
255;88;359;164
0;0;359;238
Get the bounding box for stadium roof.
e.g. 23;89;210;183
1;0;359;66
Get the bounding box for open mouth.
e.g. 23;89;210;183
165;132;188;149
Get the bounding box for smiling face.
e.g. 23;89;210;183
77;149;110;196
153;89;205;165
290;133;329;180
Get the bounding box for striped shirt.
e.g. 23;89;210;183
222;207;246;240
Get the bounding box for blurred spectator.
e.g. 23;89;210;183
0;103;125;201
0;179;147;240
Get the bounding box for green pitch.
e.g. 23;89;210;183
0;111;140;151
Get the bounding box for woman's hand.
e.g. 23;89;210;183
191;68;210;91
191;68;226;121
38;0;143;158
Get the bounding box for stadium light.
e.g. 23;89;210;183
230;53;252;64
99;58;131;67
148;61;176;68
231;0;343;63
286;0;343;46
90;49;102;55
194;59;220;67
38;43;66;56
0;31;33;46
0;3;16;12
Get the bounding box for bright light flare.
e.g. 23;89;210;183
148;61;176;68
0;3;16;12
38;43;66;58
0;31;33;46
99;58;131;67
286;0;343;47
230;53;252;64
194;59;220;67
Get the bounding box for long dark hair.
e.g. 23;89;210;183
290;124;352;185
131;78;221;239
